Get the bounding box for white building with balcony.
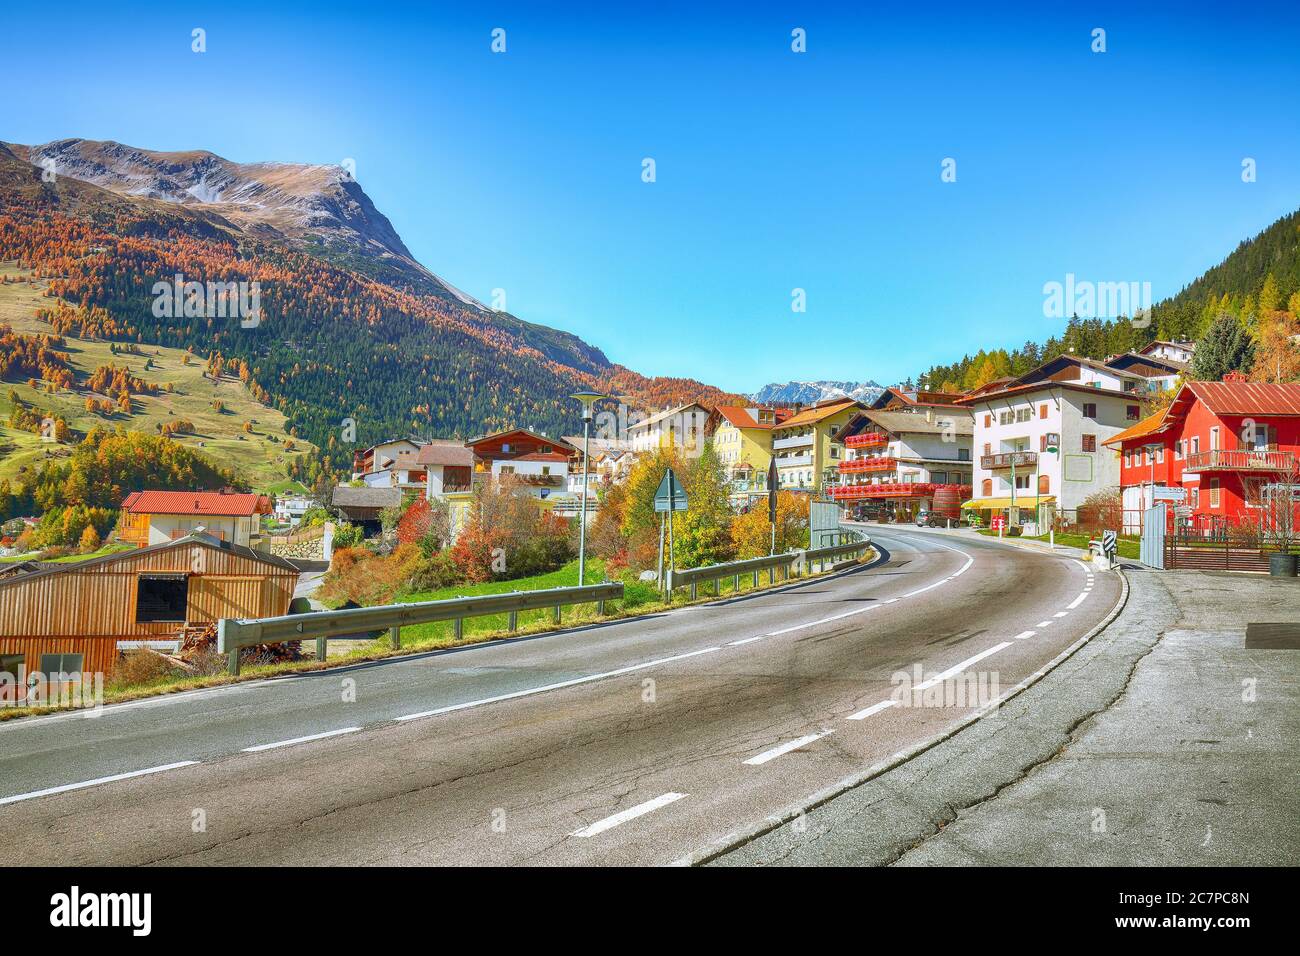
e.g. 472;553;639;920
626;403;715;455
961;355;1148;527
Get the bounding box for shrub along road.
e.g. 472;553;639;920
0;528;1120;865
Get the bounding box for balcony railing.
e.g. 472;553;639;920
845;432;888;448
1184;448;1297;472
980;451;1039;470
772;434;815;450
827;482;971;500
777;453;814;467
839;457;896;473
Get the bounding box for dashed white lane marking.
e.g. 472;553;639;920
1054;611;1069;618
1012;630;1036;641
570;792;687;837
0;761;199;806
847;700;898;721
767;605;879;636
1037;620;1053;627
912;643;1012;691
744;730;834;766
395;646;721;722
242;727;361;753
766;541;973;637
1066;592;1089;610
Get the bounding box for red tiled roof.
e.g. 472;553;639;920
1184;381;1300;416
715;406;788;429
121;491;271;516
1101;410;1172;447
777;397;860;428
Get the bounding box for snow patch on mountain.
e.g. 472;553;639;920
750;380;885;406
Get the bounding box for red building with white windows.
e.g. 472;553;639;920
1104;375;1300;532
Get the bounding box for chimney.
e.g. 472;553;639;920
1222;370;1248;384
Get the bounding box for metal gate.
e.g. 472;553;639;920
1140;502;1166;569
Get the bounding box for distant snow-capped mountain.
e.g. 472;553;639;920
750;380;885;406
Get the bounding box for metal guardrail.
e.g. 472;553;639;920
665;532;872;599
216;581;624;675
803;538;873;571
666;552;799;598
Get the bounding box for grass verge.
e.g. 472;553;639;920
977;528;1140;560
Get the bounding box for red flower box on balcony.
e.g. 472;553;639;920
839;457;895;473
845;432;888;448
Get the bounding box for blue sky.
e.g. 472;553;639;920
3;1;1299;393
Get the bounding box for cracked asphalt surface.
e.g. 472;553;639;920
712;567;1300;867
0;527;1120;865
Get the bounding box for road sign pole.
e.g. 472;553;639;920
657;512;666;591
667;478;676;577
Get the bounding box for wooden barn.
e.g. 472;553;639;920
0;533;299;680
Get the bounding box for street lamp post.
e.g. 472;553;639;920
571;390;606;585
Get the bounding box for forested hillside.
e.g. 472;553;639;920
0;143;742;486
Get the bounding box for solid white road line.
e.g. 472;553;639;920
913;642;1012;691
0;761;199;806
727;635;766;646
242;727;361;753
395;646;721;722
847;700;898;721
1066;592;1089;610
744;730;834;766
1012;630;1036;641
570;792;686;837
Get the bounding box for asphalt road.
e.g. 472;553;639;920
0;527;1121;866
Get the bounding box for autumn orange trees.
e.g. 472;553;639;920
450;476;573;582
730;491;810;558
0;324;74;388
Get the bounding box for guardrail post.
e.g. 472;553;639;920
390;626;401;650
218;619;241;676
597;598;606;616
553;605;562;624
733;573;740;592
690;581;697;600
316;636;327;661
508;610;518;631
453;618;463;640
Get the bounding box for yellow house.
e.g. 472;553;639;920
768;397;863;494
714;406;791;504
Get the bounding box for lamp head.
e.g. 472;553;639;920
571;390;606;421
